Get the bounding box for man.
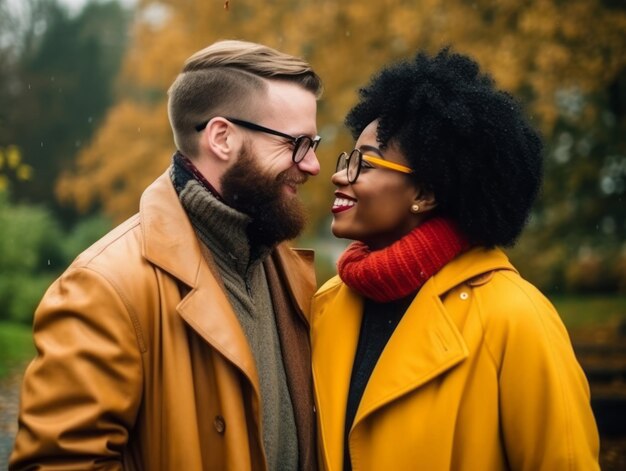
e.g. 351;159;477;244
10;40;322;471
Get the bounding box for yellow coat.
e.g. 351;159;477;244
311;248;599;471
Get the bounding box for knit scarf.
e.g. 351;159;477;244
337;217;471;302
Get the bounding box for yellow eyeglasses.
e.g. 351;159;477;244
336;149;413;183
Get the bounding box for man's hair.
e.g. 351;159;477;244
168;40;323;157
345;48;543;248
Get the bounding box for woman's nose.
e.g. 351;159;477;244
331;167;349;186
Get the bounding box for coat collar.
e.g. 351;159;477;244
313;247;516;466
429;246;516;295
357;248;516;423
140;170;315;386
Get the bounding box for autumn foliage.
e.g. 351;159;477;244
56;0;626;291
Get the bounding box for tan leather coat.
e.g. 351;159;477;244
10;171;317;471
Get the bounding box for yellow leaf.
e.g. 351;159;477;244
6;146;21;169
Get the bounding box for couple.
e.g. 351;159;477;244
10;40;599;470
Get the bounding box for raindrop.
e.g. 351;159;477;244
40;142;44;148
88;117;93;123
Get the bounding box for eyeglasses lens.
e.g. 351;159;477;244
336;152;348;173
347;149;361;183
293;137;312;163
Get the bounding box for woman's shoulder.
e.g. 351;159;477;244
468;268;574;357
314;275;344;298
474;268;558;323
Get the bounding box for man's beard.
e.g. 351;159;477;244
220;143;308;247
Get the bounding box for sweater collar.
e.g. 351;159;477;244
171;153;271;276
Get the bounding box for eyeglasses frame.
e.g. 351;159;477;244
336;149;413;183
195;117;321;164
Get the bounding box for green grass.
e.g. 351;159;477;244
550;294;626;329
0;321;35;378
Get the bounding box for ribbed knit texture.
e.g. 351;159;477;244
171;157;299;471
337;217;471;302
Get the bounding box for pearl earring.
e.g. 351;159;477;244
411;203;420;214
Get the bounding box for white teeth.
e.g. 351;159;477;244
333;197;355;207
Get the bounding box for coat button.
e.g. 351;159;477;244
214;415;226;434
460;292;469;300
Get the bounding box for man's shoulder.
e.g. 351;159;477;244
72;214;141;267
73;213;143;271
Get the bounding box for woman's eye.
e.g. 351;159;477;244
361;161;375;169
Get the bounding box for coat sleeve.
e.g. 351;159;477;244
9;266;144;470
483;272;600;471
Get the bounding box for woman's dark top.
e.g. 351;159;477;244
343;294;415;471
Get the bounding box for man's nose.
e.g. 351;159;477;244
297;148;321;176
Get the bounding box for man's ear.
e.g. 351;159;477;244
199;117;237;162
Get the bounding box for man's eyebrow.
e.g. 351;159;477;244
358;144;384;157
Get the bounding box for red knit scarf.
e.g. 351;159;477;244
337;217;471;302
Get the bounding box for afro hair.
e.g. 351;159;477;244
345;48;543;247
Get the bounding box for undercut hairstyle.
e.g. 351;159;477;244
345;48;543;247
168;40;323;157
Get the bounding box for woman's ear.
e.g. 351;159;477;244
412;187;437;214
199;117;237;162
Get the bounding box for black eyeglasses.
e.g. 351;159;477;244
336;149;413;184
195;117;321;164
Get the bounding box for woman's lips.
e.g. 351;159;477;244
332;195;356;213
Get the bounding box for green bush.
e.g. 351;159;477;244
0;190;111;324
0;273;56;323
62;214;112;263
0;192;64;274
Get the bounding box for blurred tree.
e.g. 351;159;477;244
0;0;130;224
511;72;626;293
58;0;626;291
0;0;20;146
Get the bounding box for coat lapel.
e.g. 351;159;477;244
312;281;363;469
271;245;317;326
354;282;468;426
353;247;515;427
140;170;260;393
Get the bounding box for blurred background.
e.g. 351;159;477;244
0;0;624;468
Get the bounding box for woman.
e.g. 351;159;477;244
311;49;599;470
